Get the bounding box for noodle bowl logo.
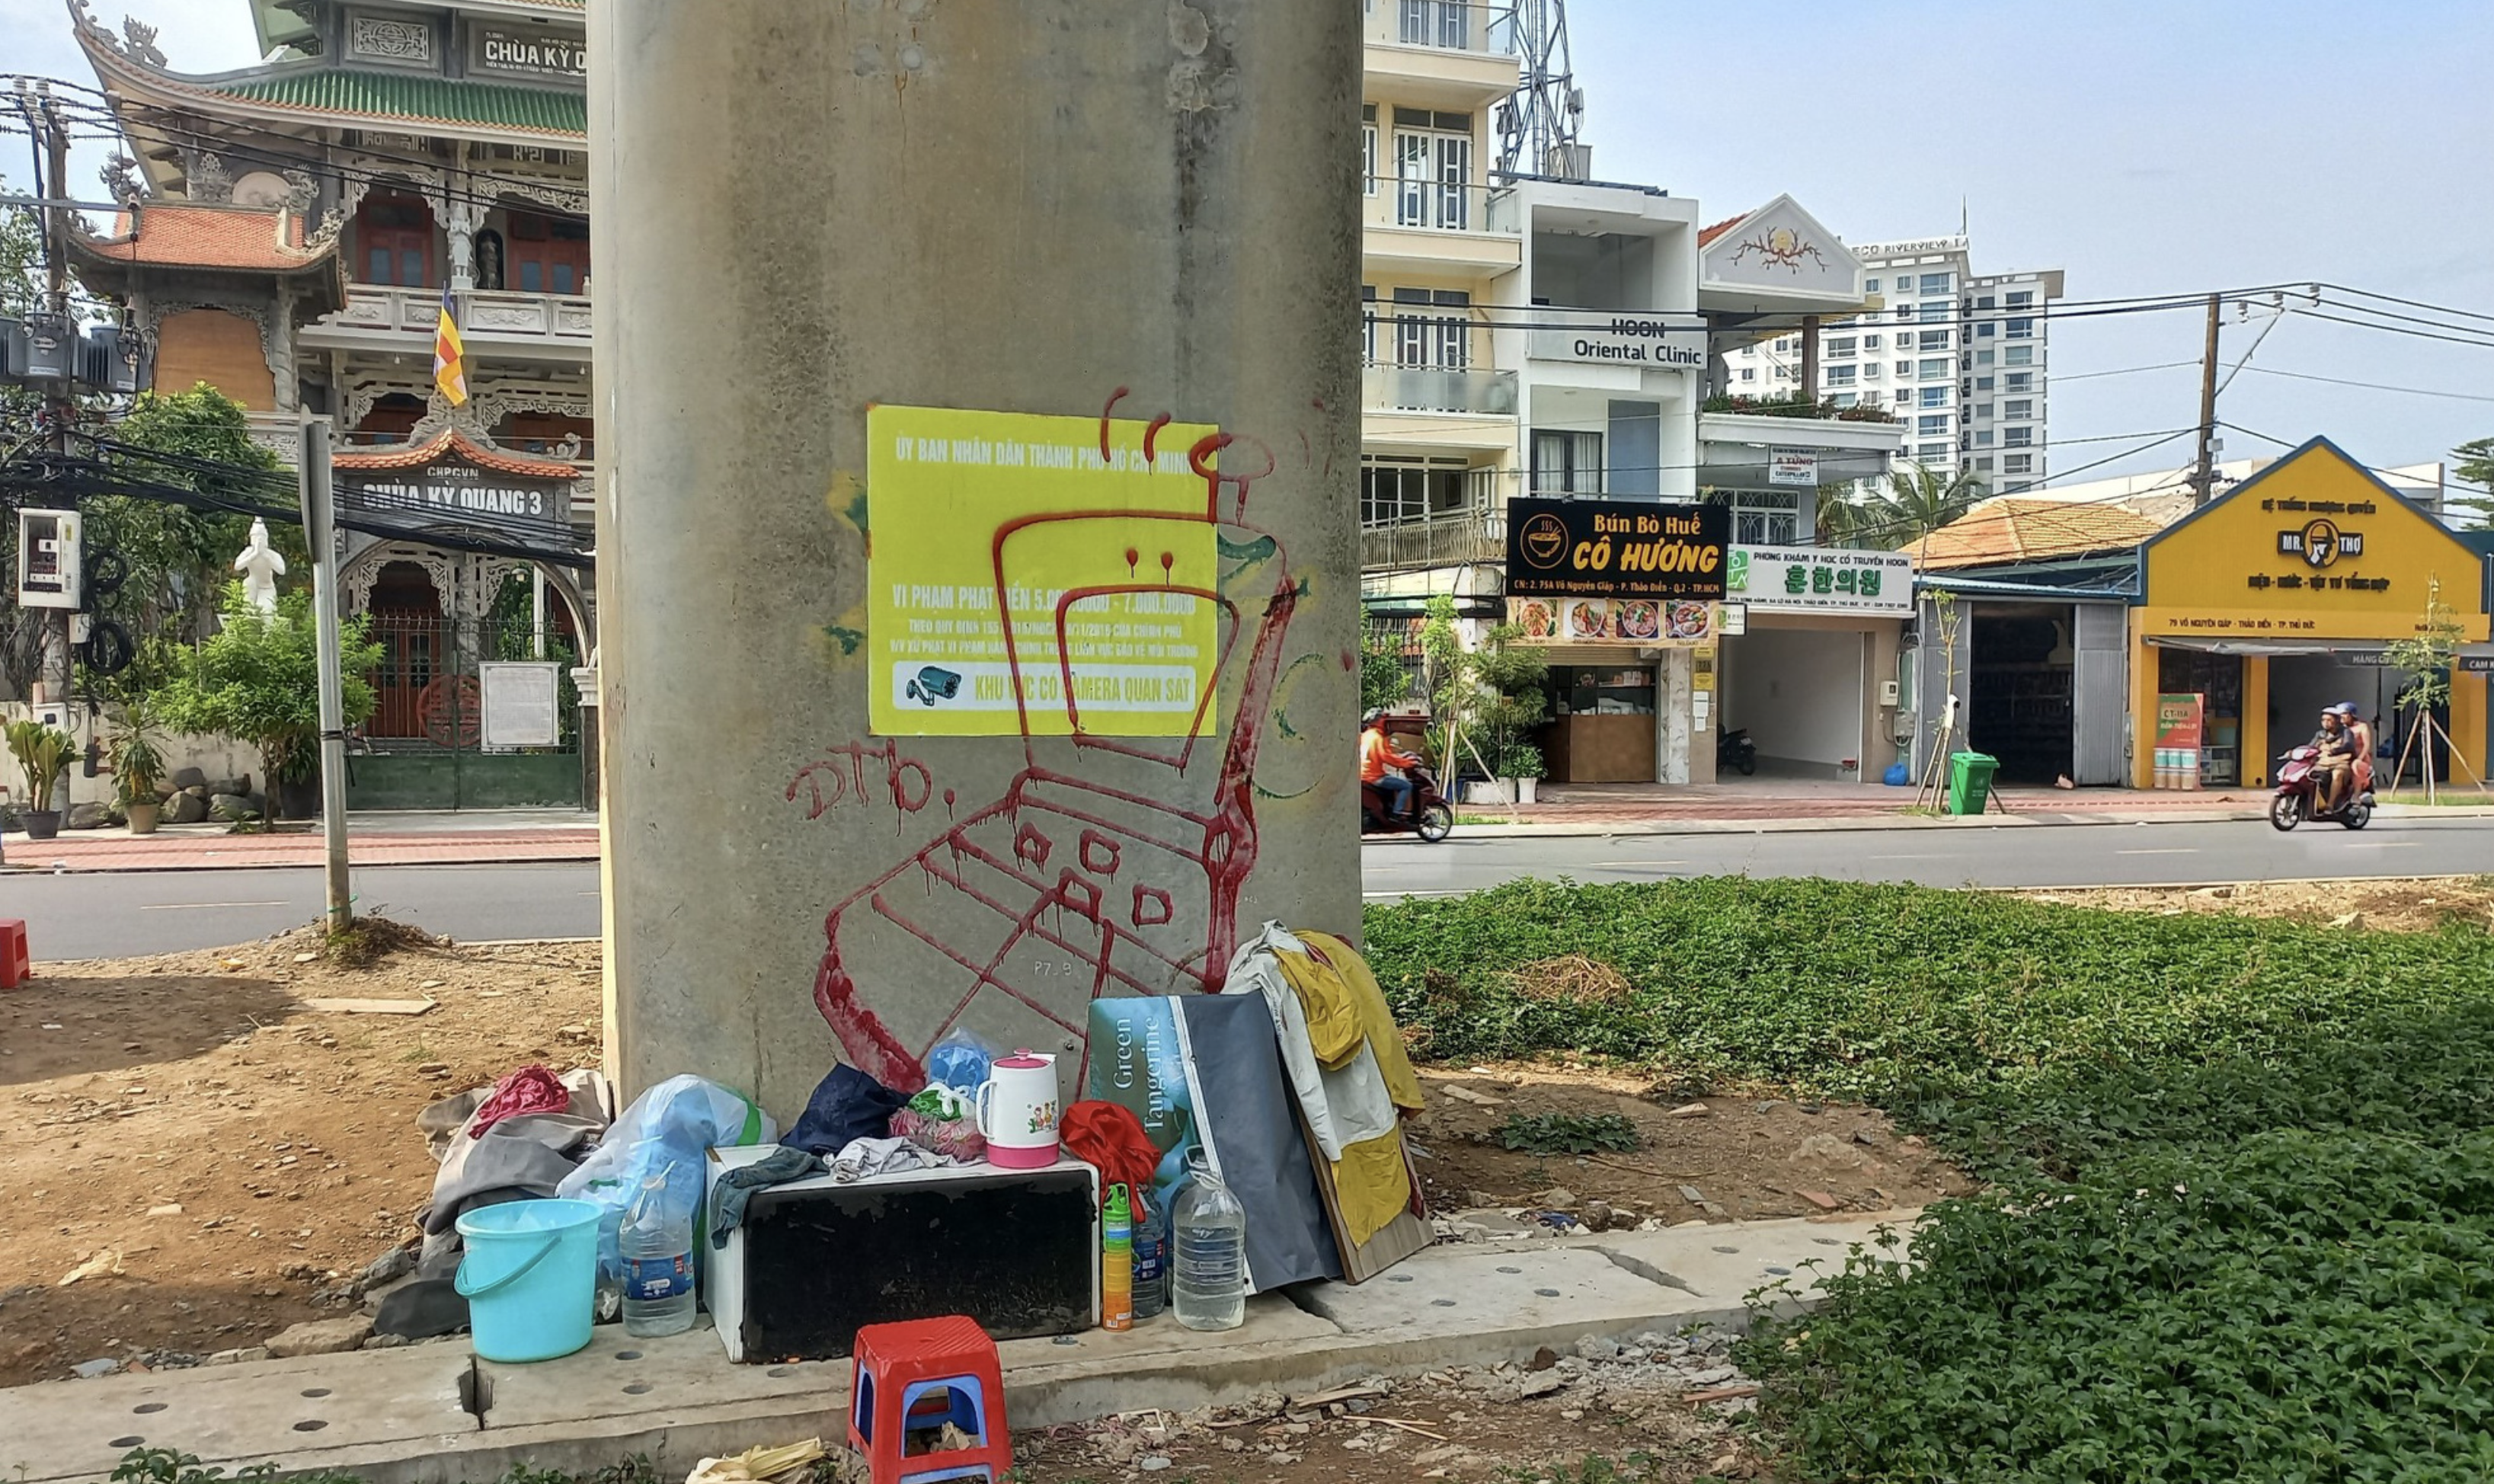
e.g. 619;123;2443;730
1517;513;1570;570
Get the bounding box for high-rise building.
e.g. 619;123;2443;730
1723;235;2064;492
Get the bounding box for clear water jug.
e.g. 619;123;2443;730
619;1171;696;1337
1171;1149;1245;1331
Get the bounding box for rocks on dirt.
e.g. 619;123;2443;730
1794;1132;1861;1166
264;1316;373;1357
1535;1186;1579;1211
1664;1102;1712;1118
71;1358;121;1380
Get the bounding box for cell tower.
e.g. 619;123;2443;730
1498;0;1586;180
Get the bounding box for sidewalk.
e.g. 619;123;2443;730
1;810;599;872
1471;779;2278;832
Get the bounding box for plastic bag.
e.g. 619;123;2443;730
890;1083;985;1163
924;1030;997;1096
557;1073;775;1282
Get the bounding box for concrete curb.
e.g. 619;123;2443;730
0;1211;1912;1484
1390;808;2270;840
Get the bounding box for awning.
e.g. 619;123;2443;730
2149;636;2494;670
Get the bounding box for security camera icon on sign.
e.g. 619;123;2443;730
904;665;962;707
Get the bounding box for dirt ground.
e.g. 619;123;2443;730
2022;873;2494;932
0;927;600;1388
1018;1336;1772;1484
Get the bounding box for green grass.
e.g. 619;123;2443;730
1494;1111;1642;1155
1359;877;2494;1482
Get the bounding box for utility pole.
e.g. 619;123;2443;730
299;418;353;932
2190;292;2221;506
34;87;75;706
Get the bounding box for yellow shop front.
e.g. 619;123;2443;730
2130;439;2491;788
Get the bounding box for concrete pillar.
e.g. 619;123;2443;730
590;2;1363;1114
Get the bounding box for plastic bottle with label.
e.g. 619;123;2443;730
1172;1150;1245;1332
1130;1184;1169;1322
1101;1182;1134;1332
619;1169;695;1337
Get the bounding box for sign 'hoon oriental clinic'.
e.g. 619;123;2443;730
1504;496;1731;601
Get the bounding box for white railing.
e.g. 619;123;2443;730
1364;1;1519;55
1363;365;1517;417
313;284;594;346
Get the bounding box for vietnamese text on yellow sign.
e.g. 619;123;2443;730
868;405;1222;737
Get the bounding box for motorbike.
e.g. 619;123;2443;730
1718;725;1757;776
1360;763;1454;843
2270;744;2374;831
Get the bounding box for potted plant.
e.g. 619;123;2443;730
1499;741;1546;805
5;719;77;840
106;701;169;834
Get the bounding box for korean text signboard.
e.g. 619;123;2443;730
1504;497;1728;602
867;405;1220;737
1726;546;1913;616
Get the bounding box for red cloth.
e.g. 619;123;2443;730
1060;1099;1159;1200
469;1064;571;1137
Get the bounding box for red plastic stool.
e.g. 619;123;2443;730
0;920;28;990
847;1316;1012;1484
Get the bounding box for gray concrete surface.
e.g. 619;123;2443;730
0;1211;1907;1484
19;813;2494;961
591;0;1364;1113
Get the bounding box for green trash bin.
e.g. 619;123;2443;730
1946;751;1998;817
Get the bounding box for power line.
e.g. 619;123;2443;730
2236;366;2494;405
2320;282;2494;328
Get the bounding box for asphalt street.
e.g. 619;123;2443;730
11;814;2492;961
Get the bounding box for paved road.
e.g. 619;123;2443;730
14;814;2492;960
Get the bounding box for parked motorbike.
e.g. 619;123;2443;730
1718;725;1757;776
2270;744;2374;831
1360;763;1454;843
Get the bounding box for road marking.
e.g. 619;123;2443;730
2115;848;2198;856
1593;860;1687;868
1867;853;1945;860
139;900;289;910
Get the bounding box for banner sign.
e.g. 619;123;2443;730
337;457;580;552
479;661;562;749
1768;449;1818;487
867;405;1220;737
2156;692;2206;752
1508;596;1715;646
1727;545;1914;616
1504;497;1728;602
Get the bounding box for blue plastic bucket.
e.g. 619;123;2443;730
455;1198;602;1363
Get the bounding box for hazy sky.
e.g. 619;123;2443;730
8;0;2489;488
1570;0;2494;487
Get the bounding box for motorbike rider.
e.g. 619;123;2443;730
1360;708;1421;820
2336;702;2377;795
2310;706;2358;814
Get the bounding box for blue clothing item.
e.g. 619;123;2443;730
785;1063;907;1156
1373;775;1415;817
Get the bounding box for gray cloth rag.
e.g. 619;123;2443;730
707;1146;828;1249
831;1135;956;1184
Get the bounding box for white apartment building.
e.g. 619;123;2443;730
1724;236;2064;493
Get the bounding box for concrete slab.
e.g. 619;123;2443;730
0;1344;473;1484
2;1214;1923;1484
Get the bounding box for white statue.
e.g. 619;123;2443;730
235;517;287;615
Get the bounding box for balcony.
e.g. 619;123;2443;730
1362;504;1504;574
1364;364;1516;417
299;284;593;363
1364;180;1522;277
1699;401;1905;493
1364;2;1522;109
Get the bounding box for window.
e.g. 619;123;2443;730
2003;453;2034;474
1400;0;1476;48
1739;366;1756;382
1917;442;1949;459
1975;376;1995;391
1830;392;1857;408
1978;348;1999;366
1531;430;1604;494
2006;290;2035;309
1919;301;1950;322
356;193;433;287
1894;360;1911;376
1919;385;1949;409
1394;109;1473;229
1918;329;1951;351
1918;358;1949;379
1860;362;1882;379
1894;304;1916;321
1864;277;1881;294
1827;337;1857;358
2005;371;2035;392
1825;364;1857;386
505;211;589;295
1974;430;1994;447
1362;107;1377;194
2003;426;2034;448
1361;459;1476;526
2003;398;2033;419
1975;321;1996;338
2005;317;2035;339
2003;345;2033;366
1974;295;1996;310
1776;336;1798;352
1920;272;1952;295
1863;333;1882;350
1392;286;1470;368
1725;488;1801;545
1975;455;1994;472
1918;414;1950;437
1361;286;1379;364
2002;479;2035;493
1973;401;1993;419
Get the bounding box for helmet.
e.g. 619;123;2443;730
2334;702;2361;718
1362;708;1384;728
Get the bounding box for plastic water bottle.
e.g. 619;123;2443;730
1172;1150;1245;1332
619;1170;695;1337
1131;1185;1169;1322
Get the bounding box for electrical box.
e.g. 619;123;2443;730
1878;678;1901;708
15;509;82;609
19;313;75;381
